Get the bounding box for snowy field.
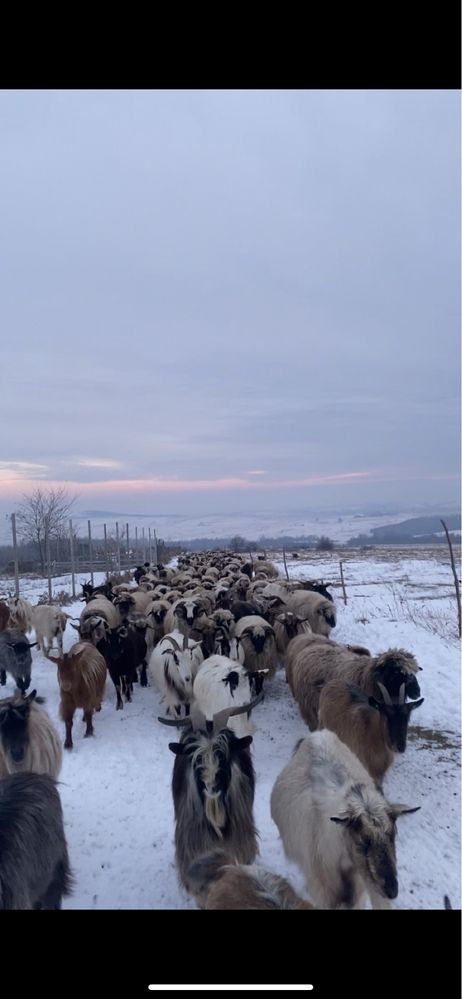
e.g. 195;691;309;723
0;548;460;910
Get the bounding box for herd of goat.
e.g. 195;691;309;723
0;549;447;910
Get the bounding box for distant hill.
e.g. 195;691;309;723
347;514;461;546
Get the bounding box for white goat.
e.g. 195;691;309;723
270;729;420;910
193;656;266;738
149;630;204;717
32;605;69;658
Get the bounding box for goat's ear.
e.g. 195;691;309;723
236;735;253;750
330;816;349;824
409;697;424;711
28;642;38;649
168;742;185;755
390;804;421;818
26;689;37;703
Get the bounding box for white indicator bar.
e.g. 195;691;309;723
148;987;314;992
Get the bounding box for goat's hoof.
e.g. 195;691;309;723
84;731;94;738
64;742;73;750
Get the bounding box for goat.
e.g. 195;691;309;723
318;680;424;780
144;599;170;657
163;597;209;638
0;689;62;778
233;615;279;682
286;635;422;730
252;560;279;578
0;629;37;693
273;611;312;659
160;696;261;902
270;729;420;909
193;656;267;738
97;624;147;709
49;642;107;749
187;849;313;909
73;595;120;642
285;590;336;636
32;605;69;658
6;596;34;634
297;580;334;603
149;631;204;718
0;772;73;909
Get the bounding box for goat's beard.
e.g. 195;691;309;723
204;791;226;837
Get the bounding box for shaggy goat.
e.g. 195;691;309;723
0;689;62;778
149;631;204;718
318;680;424;780
0;772;73;909
49;642;107;749
160;698;261;901
270;729;420;909
193;656;266;738
187;849;313;909
6;596;34;634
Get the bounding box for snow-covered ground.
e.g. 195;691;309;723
0;549;460;910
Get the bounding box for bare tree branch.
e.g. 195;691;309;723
16;488;77;575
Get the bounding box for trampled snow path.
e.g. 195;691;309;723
0;553;459;910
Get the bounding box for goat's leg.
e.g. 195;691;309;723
64;716;73;749
83;709;94;737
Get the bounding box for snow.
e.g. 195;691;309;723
0;549;460;910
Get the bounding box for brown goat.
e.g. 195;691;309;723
318;680;424;780
187;851;314;909
286;635;421;731
49;642;107;749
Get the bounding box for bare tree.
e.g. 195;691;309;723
16;488;77;575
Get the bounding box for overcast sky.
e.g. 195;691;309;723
0;89;460;519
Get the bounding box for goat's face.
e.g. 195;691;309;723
4;633;35;674
0;690;36;763
369;696;425;753
374;650;422;701
243;626;268;655
175;600;206;628
331;788;420;901
169;729;253;834
114;594;135;616
320;604;336;629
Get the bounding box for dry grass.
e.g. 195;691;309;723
381;583;460;642
36;589;76;606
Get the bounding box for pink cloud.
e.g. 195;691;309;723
0;468;458;501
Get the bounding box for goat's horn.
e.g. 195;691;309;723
212;690;264;733
377;682;393;706
399;682;405;704
163;636;181;651
157;715;191;727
